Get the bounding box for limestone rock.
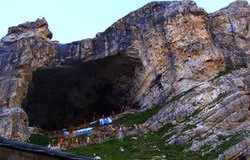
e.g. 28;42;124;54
210;0;250;68
147;68;250;159
0;107;29;141
218;137;250;160
0;2;249;160
1;18;52;44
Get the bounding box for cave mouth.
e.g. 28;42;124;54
22;53;143;130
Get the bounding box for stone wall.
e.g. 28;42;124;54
0;147;59;160
0;136;92;160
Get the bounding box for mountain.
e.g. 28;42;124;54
0;0;249;159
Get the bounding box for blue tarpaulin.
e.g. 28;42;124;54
176;139;184;144
75;127;93;136
99;117;112;125
89;120;98;125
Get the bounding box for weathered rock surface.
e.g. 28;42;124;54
218;136;250;160
0;0;249;159
146;69;250;157
1;18;52;44
0;107;29;141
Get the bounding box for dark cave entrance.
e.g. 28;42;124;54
22;53;143;130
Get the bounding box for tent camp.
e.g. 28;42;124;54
75;127;93;136
99;117;112;125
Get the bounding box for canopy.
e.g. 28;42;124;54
75;127;93;136
89;120;98;125
99;117;112;125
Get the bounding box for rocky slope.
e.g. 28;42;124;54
0;0;249;159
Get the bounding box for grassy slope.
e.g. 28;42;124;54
113;86;197;127
66;124;203;160
29;128;246;160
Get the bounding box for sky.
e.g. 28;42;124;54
0;0;249;43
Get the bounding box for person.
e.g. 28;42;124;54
109;125;116;135
47;142;52;148
75;137;79;147
98;129;102;144
122;125;127;136
69;124;74;132
60;142;64;150
64;139;69;149
87;136;90;144
120;106;124;113
83;137;87;146
112;111;115;117
138;124;143;134
58;137;64;144
117;126;123;142
124;105;129;112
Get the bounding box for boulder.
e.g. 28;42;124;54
1;18;52;43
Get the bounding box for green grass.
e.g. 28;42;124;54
114;86;198;127
28;134;54;146
205;91;233;109
214;91;233;103
66;123;203;160
216;133;246;153
113;109;161;127
217;135;229;141
28;112;247;160
186;108;204;122
209;67;234;82
182;124;196;133
201;132;248;159
168;86;197;102
191;109;202;117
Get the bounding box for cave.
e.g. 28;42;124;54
22;53;143;130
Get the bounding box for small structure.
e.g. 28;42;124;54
0;136;93;160
99;117;112;126
75;127;93;136
89;120;98;126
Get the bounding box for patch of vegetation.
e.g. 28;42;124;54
182;124;197;133
214;91;233;103
206;90;233;109
201;144;213;153
114;86;198;127
113;111;154;127
168;86;198;103
202;90;234;110
191;109;202;117
201;132;248;160
157;123;174;135
28;134;53;146
209;67;234;82
67;123;202;160
65;124;248;160
216;133;245;153
217;134;229;141
29;118;248;160
207;104;216;109
186;108;205;122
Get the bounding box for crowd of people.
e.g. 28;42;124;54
47;123;148;150
44;105;149;150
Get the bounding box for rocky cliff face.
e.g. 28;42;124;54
0;0;249;158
